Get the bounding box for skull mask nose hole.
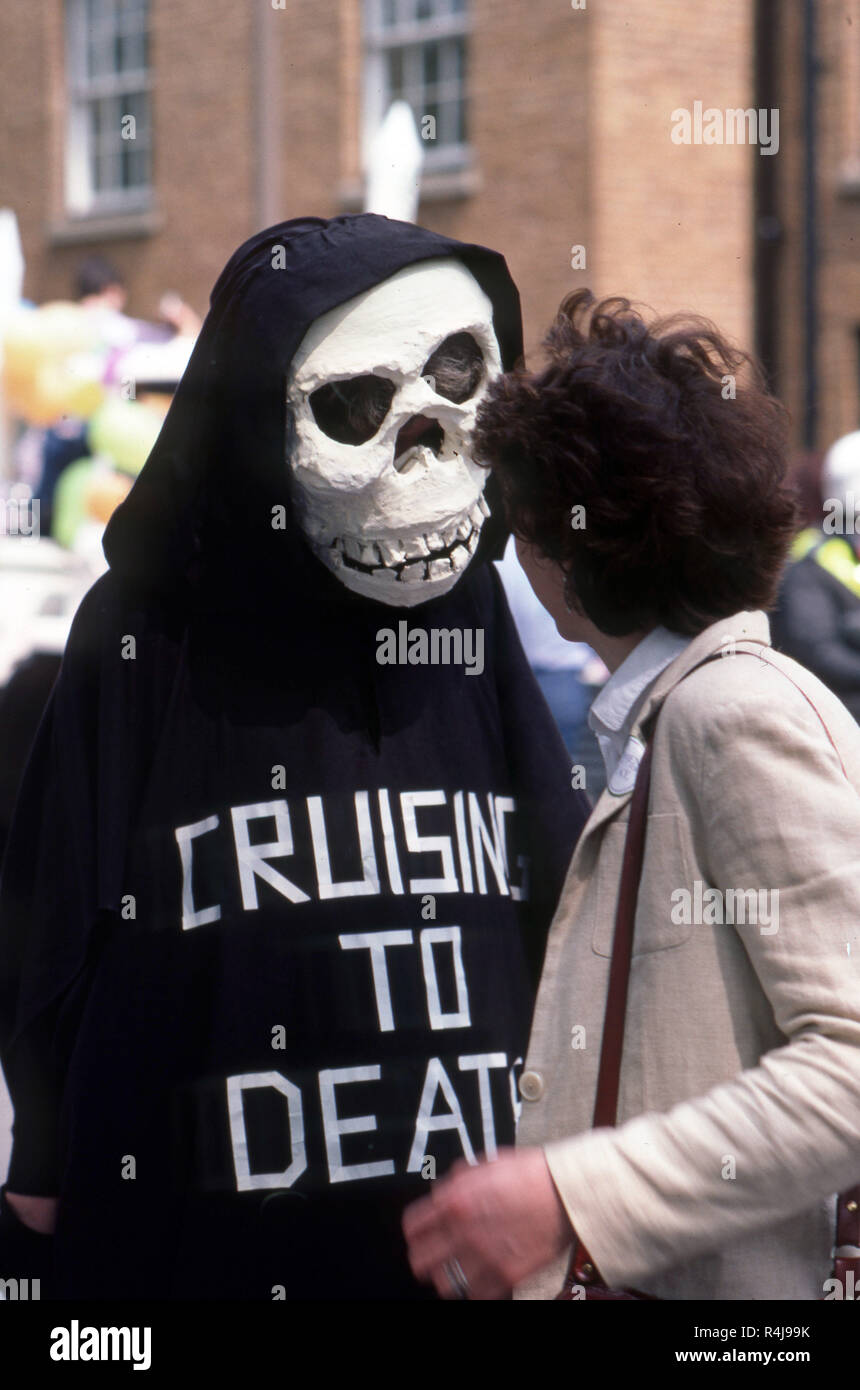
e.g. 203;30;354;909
394;414;445;470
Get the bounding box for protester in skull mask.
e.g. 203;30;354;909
0;216;585;1300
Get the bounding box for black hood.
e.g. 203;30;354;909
103;214;522;614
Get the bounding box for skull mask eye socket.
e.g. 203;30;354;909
423;332;485;403
309;374;397;445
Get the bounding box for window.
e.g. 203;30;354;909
363;0;471;174
64;0;152;216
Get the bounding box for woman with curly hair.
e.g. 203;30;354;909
403;290;860;1301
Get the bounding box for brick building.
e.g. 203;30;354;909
0;0;858;451
766;0;860;451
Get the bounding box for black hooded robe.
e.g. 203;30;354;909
0;215;587;1299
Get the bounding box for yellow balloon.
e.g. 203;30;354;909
32;361;105;427
2;302;105;425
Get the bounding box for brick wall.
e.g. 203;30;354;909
815;0;860;449
0;0;256;322
1;0;857;448
588;0;753;352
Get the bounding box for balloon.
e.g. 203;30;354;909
52;456;133;549
2;301;106;426
51;456;98;549
87;397;162;477
87;469;133;523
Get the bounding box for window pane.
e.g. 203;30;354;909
119;31;145;72
422;42;439;86
121;143;149;189
88;36;113;78
450;35;466;80
416;0;435;20
382;0;397;25
96;150;121;193
95;95;118;146
89;0;113;27
122;89;148;133
436;96;466;145
387;47;403;98
86;102;99;180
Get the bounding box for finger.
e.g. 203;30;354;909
432;1259;470;1301
430;1255;507;1302
406;1230;457;1280
401;1193;437;1239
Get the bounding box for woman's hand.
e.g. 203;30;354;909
402;1147;573;1299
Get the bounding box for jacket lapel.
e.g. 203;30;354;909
570;611;771;865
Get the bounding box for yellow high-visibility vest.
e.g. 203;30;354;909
793;531;860;600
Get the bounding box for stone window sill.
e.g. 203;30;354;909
837;162;860;199
338;164;482;212
48;206;165;245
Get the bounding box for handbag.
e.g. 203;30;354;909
557;647;860;1300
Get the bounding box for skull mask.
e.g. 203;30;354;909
287;259;502;607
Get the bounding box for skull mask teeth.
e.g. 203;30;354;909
286;259;503;608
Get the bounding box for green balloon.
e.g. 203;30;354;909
87;397;162;476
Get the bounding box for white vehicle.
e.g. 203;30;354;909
0;534;96;687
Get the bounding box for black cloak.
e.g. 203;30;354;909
0;214;587;1299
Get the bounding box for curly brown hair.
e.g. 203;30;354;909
473;289;798;637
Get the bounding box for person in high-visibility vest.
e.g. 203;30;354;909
771;431;860;721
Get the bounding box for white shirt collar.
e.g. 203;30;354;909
588;626;691;793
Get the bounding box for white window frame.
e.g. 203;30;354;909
64;0;153;218
362;0;472;177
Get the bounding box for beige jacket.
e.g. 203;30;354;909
516;611;860;1300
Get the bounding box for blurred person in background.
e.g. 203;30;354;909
771;430;860;723
74;254;136;346
495;534;608;800
33;256;195;534
34;257;133;533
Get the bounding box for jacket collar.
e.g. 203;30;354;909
579;610;771;843
590;626;691;736
634;609;771;741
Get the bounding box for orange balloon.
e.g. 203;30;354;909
86;470;133;524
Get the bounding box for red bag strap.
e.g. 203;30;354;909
591;649;725;1130
591;737;653;1129
562;654;719;1295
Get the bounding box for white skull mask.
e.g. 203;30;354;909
287;259;502;607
